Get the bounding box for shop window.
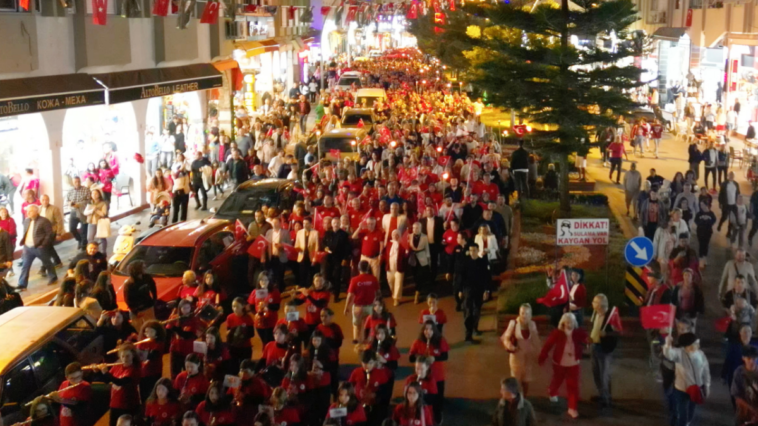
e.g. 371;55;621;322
0;0;40;12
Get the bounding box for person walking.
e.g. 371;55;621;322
651;119;664;158
510;140;530;198
85;189;109;255
623;162;642;219
719;249;758;298
687;142;701;182
638;189;666;240
15;204;57;291
171;169;190;224
0;225;13;277
461;243;492;343
225;149;249;189
384;229;407;307
66;177;91;251
693;202;716;269
663;333;711;426
501;303;540;396
607;137;628;184
538;312;588;419
294;217;319;289
589;294;619;408
190;151;210;211
38;194;63;272
490;377;537;426
408;222;431;305
731;346;758;425
702;143;718;191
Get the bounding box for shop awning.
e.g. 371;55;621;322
0;74;105;118
212;59;240;71
652;27;688;41
92;64;223;104
237;39;280;57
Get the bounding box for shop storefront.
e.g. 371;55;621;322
652;27;692;106
725;37;758;134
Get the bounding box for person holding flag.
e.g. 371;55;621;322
539;266;570;328
589;294;621;409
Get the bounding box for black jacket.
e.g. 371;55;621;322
68;252;108;281
462;256;492;293
226;158;250;184
419;216;444;245
510;147;529;170
324;229;351;262
0;229;12;265
20;216;55;248
190;158;211;185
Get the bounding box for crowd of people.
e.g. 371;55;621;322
4;46;758;426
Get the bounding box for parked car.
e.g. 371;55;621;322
0;307;109;426
111;219;242;312
341;108;376;134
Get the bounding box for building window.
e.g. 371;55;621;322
0;0;40;12
647;0;667;23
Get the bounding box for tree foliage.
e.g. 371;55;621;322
410;0;644;211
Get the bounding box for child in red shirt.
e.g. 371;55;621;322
225;297;255;367
144;378;181;426
418;293;448;334
173;354;209;410
52;363;92;426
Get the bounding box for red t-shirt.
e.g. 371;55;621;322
167;317;203;356
58;380;92;426
140;340;165;378
348;367;390;405
326;403;367;425
349;209;368;231
145;401;181;426
275;317;309;337
392;404;434;426
418;309;448;326
608;142;626;159
297;289;331;325
359;230;384;257
262;342;289;367
377;344;401;363
409;337;450;380
195;401;236;426
225;313;255;348
651;124;664;139
363;314;397;338
108;364;141;410
173;372;209;403
247;288;281;313
273;407;300;426
404;374;439;395
254;310;278;329
348;273;380;306
316;323;344;356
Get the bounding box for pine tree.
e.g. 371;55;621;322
410;0;644;213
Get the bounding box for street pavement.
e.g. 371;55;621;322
17;127;744;425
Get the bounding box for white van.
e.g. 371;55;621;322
355;88;387;108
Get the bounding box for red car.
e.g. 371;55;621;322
112;219;240;312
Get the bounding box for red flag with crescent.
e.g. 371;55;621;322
234;219;248;241
640;304;677;330
606;306;623;333
537;270;569;307
247;235;268;258
200;0;220;23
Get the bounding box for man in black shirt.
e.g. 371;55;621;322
510;140;530;199
190;151;211;211
461;243;492;343
123;260;158;331
323;217;350;302
461;193;483;231
646;168;665;191
451;233;468;312
226;149;249;189
68;242;107;281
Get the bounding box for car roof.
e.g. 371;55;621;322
0;307;84;375
340;71;362;77
235;178;294;192
321;129;363;138
342;108;374;116
356;88;386;97
139;219;231;247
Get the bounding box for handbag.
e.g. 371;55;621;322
96;218;112;239
685;352;705;405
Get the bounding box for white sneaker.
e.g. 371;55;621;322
550;396;559;403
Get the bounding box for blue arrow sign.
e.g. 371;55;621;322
624;236;654;267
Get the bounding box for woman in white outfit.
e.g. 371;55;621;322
501;303;541;396
384;230;407;306
475;224;499;261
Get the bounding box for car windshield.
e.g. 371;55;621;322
338;77;361;87
320;138;356;153
343;114;372;126
115;245;194;277
216;190;279;218
357;96;380;107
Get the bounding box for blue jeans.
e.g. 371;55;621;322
671;388;696;426
18;246;57;288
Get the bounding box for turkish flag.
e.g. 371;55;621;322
281;243;299;261
329;149;341;158
287;5;295;20
357;118;365;128
314;251;327;264
247;235;268;258
640;304;676;330
438;155;451;166
234;219;248;241
606;306;623;333
537;270;569;307
405;2;417;19
92;0;108;25
345;5;357;23
200;0;220;23
714;316;732;333
153;0;169;15
320;6;330;15
19;0;29;10
449;0;455;11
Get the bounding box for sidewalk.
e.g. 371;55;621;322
584;131;748;424
7;196;226;304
